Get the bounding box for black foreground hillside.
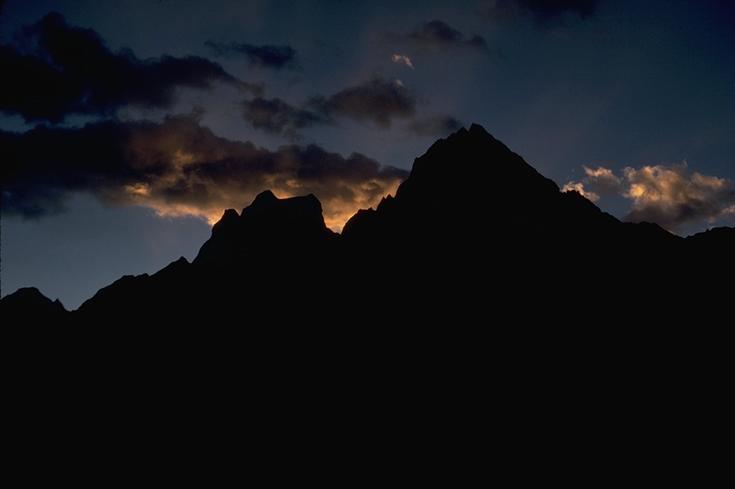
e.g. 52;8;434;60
2;124;733;322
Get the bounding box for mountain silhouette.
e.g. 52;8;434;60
2;124;733;323
194;190;338;269
1;287;67;321
4;124;730;457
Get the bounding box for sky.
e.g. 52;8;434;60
1;0;734;308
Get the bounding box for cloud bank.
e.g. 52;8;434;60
1;114;408;230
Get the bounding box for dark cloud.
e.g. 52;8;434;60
0;12;260;123
241;79;450;137
242;97;327;139
308;77;416;128
478;0;598;21
397;20;489;52
407;115;463;136
517;0;598;18
1;114;408;230
205;41;297;69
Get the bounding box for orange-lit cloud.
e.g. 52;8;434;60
122;176;403;231
2;114;408;231
561;181;599;202
623;163;735;230
564;162;735;231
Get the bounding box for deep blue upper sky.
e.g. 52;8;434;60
2;0;734;308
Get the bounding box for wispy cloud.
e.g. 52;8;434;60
205;40;298;70
391;53;414;69
387;20;490;54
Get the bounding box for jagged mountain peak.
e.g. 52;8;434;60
5;124;733;318
194;190;334;268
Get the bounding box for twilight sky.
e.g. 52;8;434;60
2;0;734;308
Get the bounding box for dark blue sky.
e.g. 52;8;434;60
2;0;734;308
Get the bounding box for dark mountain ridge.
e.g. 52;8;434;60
4;125;730;460
2;124;732;322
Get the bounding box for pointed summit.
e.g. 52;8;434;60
250;190;278;208
467;123;496;139
212;208;240;234
390;123;559;208
344;123;563;246
404;123;553;195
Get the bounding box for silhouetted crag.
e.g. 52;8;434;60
194;190;338;270
1;287;67;322
3;124;732;324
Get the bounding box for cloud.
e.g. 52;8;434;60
239;78;440;136
242;97;327;139
308;77;416;128
1;114;408;230
563;163;735;231
623;164;735;231
562;165;624;203
478;0;598;21
241;79;453;137
406;115;463;136
396;20;489;52
205;41;297;70
0;12;260;123
391;53;415;69
561;181;599;202
581;165;622;194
